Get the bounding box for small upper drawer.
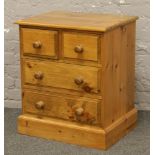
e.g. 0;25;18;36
63;32;99;61
21;28;58;57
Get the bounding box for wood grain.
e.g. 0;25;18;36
126;22;136;112
18;114;105;149
100;29;114;127
23;59;101;93
23;90;101;125
21;28;58;57
63;32;99;61
16;11;138;150
18;107;137;150
100;22;137;128
16;11;138;32
104;108;137;149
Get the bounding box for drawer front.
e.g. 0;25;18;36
23;90;101;125
21;28;58;57
23;59;100;93
63;32;99;61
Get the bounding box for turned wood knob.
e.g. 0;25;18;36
34;71;44;80
32;41;42;49
74;45;84;53
35;101;45;110
74;77;84;85
75;107;84;116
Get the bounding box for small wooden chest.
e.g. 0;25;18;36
16;11;138;149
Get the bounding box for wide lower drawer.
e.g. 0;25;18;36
23;59;101;93
23;90;101;125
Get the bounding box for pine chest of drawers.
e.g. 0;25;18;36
16;11;138;149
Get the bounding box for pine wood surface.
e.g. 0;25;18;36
23;89;101;125
23;59;100;93
63;32;99;61
18;108;137;149
16;11;138;149
21;28;58;57
16;11;138;32
100;22;136;128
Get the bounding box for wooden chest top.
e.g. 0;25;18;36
16;11;138;32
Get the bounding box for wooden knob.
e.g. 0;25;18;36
75;107;84;116
35;101;45;110
33;41;42;49
74;45;84;53
74;77;84;85
34;71;44;80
